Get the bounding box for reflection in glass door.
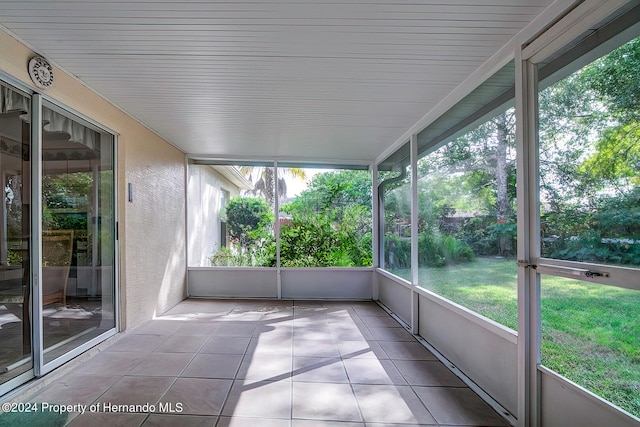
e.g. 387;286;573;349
41;102;115;366
0;84;32;388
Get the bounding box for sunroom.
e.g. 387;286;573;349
0;1;638;426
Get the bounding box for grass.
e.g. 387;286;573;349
389;257;640;418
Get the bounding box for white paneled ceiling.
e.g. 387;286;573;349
0;1;554;162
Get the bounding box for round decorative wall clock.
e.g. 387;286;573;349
28;56;54;90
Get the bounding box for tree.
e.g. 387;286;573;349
538;36;640;207
417;109;516;220
537;35;640;265
581;122;640;189
576;37;640;192
225;196;273;248
283;169;371;221
494;112;513;220
581;37;640;124
280;169;373;267
240;166;306;206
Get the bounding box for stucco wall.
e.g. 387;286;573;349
187;165;241;267
0;29;186;329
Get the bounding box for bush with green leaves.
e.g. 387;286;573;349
210;196;275;267
419;231;474;267
385;230;474;269
279;216;371;267
279;169;373;267
542;188;640;266
456;215;517;256
210;237;275;267
225;196;273;248
384;235;409;268
279;217;338;267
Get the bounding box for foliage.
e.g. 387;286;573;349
280;169;372;267
545;233;640;266
580;122;640;188
210;238;275;267
457;217;517;257
385;230;474;269
225;196;273;248
594;187;640;237
284;170;371;221
43;172;92;209
419;231;474;267
7;250;22;266
214;196;275;266
382;108;517;265
542;188;640;265
278;219;371;267
241;166;306;205
280;217;344;267
215;170;373;267
580;37;640;124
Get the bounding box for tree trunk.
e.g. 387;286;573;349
495;113;511;220
264;168;274;206
494;113;512;256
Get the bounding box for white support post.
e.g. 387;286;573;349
515;50;541;427
274;161;281;299
410;133;419;334
371;162;380;300
184;154;190;298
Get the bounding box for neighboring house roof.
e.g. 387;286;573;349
210;165;254;191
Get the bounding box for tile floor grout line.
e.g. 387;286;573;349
24;299;508;426
347;303;368;426
77;305;237;425
289;300;295;425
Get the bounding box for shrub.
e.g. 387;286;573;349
210;237;275;267
544;232;640;265
457;216;517;257
279;217;340;267
385;230;474;269
385;234;410;268
225;197;273;248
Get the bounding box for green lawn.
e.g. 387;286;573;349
389;258;640;418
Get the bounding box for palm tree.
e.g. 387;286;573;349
240;166;306;206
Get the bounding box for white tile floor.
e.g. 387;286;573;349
25;299;509;426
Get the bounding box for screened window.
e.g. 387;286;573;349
406;60;519;330
278;166;372;267
378;142;412;279
416;106;518;330
188;161;372;268
188;162;273;267
538;36;640;270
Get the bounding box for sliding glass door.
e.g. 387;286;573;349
0;82;117;394
0;83;32;389
39;101;116;370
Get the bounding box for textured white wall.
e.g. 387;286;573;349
0;28;187;330
123;136;186;327
187;165;240;267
